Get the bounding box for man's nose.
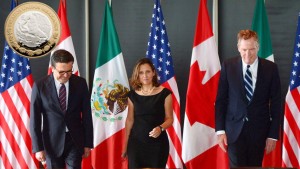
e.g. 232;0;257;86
245;50;250;56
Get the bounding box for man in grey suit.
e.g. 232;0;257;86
215;29;282;167
30;49;93;169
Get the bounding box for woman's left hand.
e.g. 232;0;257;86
149;126;162;138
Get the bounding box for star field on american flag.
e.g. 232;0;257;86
289;13;300;91
146;1;174;83
0;43;31;92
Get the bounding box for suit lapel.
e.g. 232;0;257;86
237;58;248;104
67;75;74;114
252;58;262;101
47;75;62;112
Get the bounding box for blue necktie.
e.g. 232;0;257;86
244;65;253;103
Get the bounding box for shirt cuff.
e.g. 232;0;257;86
216;130;225;135
267;138;278;141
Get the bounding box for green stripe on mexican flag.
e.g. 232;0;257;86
90;1;129;168
251;0;274;62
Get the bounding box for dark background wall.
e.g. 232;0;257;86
1;0;299;124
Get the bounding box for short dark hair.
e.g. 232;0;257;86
129;58;160;90
51;49;74;68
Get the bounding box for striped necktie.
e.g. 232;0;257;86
244;65;253;103
59;83;66;112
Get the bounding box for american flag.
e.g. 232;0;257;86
0;3;36;169
0;42;37;169
282;12;300;169
146;0;183;168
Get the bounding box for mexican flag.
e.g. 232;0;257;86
89;1;129;169
251;0;274;62
251;0;281;167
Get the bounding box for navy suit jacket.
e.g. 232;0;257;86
30;74;93;157
215;57;281;144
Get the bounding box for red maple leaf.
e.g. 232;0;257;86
186;61;220;128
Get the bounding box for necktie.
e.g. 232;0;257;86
244;65;253;103
59;83;66;112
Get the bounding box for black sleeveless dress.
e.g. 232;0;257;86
127;88;171;168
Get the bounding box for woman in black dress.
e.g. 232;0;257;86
122;58;173;168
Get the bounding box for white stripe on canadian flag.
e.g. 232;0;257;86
191;37;220;84
182;113;218;161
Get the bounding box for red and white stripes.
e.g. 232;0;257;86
282;89;300;168
162;77;183;169
0;75;37;169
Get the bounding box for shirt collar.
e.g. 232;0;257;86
54;77;69;89
242;57;258;70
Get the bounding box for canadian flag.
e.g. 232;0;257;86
182;0;229;168
48;0;80;76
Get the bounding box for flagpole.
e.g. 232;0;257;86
213;0;218;47
85;0;89;85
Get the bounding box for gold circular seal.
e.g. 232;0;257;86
4;2;61;58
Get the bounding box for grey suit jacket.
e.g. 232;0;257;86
30;74;93;157
215;56;282;144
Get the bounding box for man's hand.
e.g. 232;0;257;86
265;138;276;154
35;151;46;163
121;151;127;158
217;134;228;152
82;147;91;158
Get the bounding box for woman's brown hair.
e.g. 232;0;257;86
129;58;160;90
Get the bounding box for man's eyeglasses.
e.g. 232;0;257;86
55;69;73;75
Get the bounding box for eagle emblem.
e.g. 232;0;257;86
91;78;129;122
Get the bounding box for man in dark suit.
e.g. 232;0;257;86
30;49;93;169
215;29;282;167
